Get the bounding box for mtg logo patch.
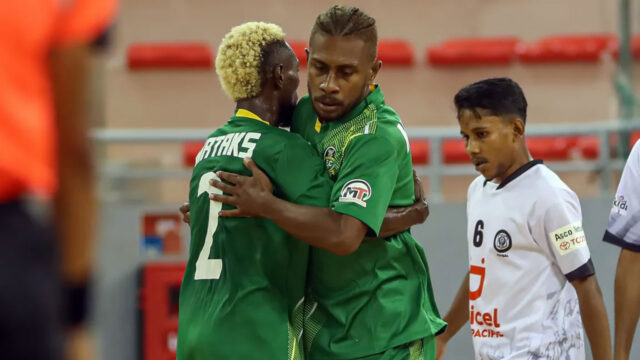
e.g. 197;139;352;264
339;179;372;207
493;230;512;255
323;146;338;176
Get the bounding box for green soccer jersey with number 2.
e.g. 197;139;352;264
177;111;332;360
291;86;447;359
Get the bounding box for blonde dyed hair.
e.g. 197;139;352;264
216;22;286;101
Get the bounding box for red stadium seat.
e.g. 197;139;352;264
288;40;308;66
632;131;640;145
442;139;468;163
526;136;576;161
576;136;601;159
184;142;205;167
608;35;640;59
516;34;614;63
377;40;415;66
127;43;213;70
289;39;414;66
426;37;520;66
409;140;430;165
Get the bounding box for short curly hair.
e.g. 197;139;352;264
215;22;286;101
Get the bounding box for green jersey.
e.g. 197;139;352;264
291;86;447;359
177;111;332;360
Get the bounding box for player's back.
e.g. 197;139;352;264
177;112;331;360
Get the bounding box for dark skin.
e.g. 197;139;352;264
613;249;640;360
181;33;429;255
436;109;612;360
239;44;300;127
179;169;428;240
306;32;381;123
51;45;96;360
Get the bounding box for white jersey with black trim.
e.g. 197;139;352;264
466;160;593;360
604;140;640;250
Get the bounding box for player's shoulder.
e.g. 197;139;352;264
365;105;408;148
467;175;486;196
630;140;640;166
529;164;579;205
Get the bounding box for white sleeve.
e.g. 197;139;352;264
532;188;593;279
604;141;640;250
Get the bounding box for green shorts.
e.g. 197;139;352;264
355;336;436;360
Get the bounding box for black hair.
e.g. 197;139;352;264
454;77;528;123
310;5;378;60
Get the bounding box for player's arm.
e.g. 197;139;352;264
211;158;368;256
612;249;640;360
375;170;429;238
539;191;611;360
436;272;469;360
604;142;640;360
51;43;95;294
179;170;429;233
570;274;612;360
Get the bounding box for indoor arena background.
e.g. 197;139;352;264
90;0;640;359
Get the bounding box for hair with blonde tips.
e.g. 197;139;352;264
216;22;286;101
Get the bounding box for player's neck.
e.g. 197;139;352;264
494;148;532;184
236;98;278;126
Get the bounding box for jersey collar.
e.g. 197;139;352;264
234;108;269;125
483;159;543;189
314;84;384;131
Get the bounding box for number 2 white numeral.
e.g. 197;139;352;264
194;172;223;280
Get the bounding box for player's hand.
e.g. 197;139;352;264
413;169;426;202
179;202;191;225
209;158;273;217
435;335;447;360
66;326;95;360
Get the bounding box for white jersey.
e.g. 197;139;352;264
466;160;593;360
604;140;640;250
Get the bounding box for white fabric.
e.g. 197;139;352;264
466;163;591;360
606;141;640;248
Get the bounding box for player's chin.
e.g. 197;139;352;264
479;165;498;180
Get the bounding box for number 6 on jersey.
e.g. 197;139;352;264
194;172;223;280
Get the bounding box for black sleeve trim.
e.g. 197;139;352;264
565;258;595;282
603;230;640;252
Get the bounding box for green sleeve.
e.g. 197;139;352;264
330;135;398;235
270;138;332;207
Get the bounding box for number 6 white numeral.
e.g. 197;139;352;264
194;172;223;280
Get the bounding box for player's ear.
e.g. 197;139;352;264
512;118;525;139
272;64;285;90
369;60;382;84
305;48;310;64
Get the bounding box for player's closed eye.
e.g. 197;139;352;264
339;69;354;77
311;62;327;73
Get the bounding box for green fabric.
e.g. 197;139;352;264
336;336;436;360
292;87;447;359
177;116;332;360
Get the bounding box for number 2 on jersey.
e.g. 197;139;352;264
194;172;223;280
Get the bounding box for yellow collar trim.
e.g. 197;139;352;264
236;109;269;124
314;118;322;132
